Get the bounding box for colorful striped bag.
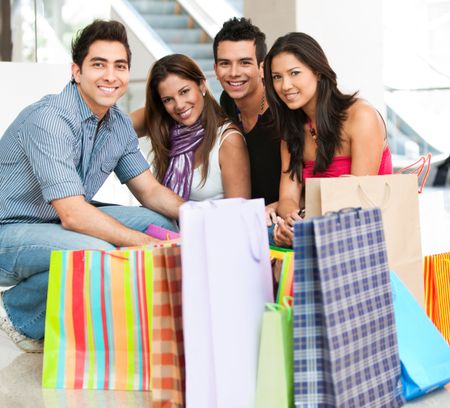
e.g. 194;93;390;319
270;247;294;305
42;248;153;390
424;252;450;344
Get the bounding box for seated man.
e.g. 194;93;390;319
0;20;183;352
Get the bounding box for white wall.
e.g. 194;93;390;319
295;0;384;113
244;0;384;113
245;0;297;48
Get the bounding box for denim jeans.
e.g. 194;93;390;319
0;206;176;340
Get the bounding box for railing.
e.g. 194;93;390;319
177;0;241;40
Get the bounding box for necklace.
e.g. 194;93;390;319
259;92;266;113
236;93;266;129
307;118;317;143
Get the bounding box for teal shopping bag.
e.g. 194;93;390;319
391;272;450;400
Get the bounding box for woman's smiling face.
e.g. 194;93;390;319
270;51;319;112
158;73;206;126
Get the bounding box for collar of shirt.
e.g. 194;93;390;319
70;81;114;132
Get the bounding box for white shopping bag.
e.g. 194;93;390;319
180;198;274;408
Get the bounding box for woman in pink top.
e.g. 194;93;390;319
264;32;392;247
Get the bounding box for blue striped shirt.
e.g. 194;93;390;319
0;81;149;224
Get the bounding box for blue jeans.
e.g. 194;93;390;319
267;224;276;247
0;206;176;340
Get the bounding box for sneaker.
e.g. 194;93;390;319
0;292;43;353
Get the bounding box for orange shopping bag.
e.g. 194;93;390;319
424;252;450;344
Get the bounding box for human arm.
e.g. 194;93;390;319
126;169;184;219
276;140;303;226
265;201;278;226
51;195;157;247
348;101;386;175
130;107;146;137
219;126;251;199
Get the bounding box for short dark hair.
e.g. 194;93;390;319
213;17;267;65
71;20;131;68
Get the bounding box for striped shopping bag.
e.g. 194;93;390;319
293;208;403;407
270;247;294;305
151;245;185;407
42;249;153;390
424;252;450;344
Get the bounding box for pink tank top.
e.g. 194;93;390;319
302;147;392;179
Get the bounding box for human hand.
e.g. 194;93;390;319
147;237;181;247
273;217;293;248
265;206;278;226
285;210;302;228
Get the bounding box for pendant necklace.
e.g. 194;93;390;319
307;118;317;143
236;93;266;130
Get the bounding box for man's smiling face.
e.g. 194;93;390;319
71;40;129;119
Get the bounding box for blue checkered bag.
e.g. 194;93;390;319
293;208;404;407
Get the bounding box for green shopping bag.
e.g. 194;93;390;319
255;299;293;408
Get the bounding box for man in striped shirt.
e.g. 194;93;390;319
0;20;183;352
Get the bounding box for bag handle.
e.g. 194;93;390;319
324;207;363;225
98;250;129;261
242;211;265;262
357;182;391;210
266;295;294;320
396;153;432;193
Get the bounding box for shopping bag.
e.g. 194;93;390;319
255;299;293;408
270;247;294;305
151;245;185;407
145;224;180;240
293;208;403;407
42;249;153;390
391;271;450;400
305;174;424;306
180;198;273;408
424;252;450;344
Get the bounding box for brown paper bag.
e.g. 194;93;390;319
305;174;424;306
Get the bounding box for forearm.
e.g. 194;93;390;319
144;187;183;219
127;170;184;219
53;197;155;247
277;198;301;219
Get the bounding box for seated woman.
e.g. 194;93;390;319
264;32;392;247
131;54;250;201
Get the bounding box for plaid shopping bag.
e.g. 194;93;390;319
152;245;185;408
43;249;153;390
424;252;450;344
293;208;403;407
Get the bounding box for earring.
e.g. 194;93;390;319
202;91;206;97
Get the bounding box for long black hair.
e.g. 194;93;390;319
264;32;357;180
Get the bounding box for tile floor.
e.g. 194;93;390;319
0;187;449;407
